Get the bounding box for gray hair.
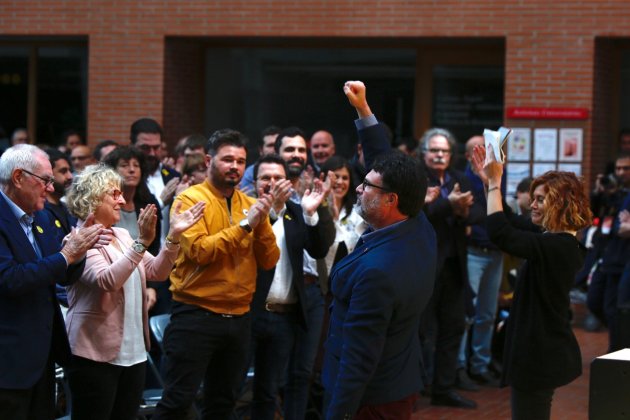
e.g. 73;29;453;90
66;163;122;220
418;127;457;154
0;144;49;187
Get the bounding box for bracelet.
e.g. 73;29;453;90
165;236;180;245
487;186;500;193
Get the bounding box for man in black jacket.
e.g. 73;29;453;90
249;154;335;420
419;128;484;409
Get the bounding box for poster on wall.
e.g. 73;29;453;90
508;128;531;161
559;128;583;162
558;163;582;176
533;162;557;177
506;162;531;196
533;128;558;161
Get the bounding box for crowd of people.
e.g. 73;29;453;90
0;80;624;420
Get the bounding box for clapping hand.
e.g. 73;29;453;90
160;177;181;206
248;191;274;230
61;214;108;264
472;144;503;186
167;201;206;241
137;204;158;246
302;171;335;216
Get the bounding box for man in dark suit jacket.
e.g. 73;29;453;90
249;154;335;420
322;81;437;420
419;127;485;409
0;144;107;419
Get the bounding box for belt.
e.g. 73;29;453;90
304;273;318;285
265;302;297;313
469;245;498;254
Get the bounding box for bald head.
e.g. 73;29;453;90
310;130;335;167
465;135;484;160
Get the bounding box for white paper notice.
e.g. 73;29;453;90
559;128;583;162
506;163;531;196
508;128;531;161
533;129;558;161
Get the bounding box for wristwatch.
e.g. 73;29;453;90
131;240;147;253
239;219;253;233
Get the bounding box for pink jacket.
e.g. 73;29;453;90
65;227;177;362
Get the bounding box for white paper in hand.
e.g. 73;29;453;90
483;127;512;164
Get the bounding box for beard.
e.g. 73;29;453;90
355;194;380;223
145;155;160;174
210;161;241;189
286;157;306;178
52;180;70;197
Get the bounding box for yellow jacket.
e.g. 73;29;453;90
169;180;279;315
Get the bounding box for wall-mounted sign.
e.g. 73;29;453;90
506;107;589;120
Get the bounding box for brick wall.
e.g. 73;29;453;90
3;0;630;173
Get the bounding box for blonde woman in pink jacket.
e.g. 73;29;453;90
64;164;205;420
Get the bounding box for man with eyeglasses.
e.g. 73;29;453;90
321;81;437;420
248;153;335;420
417;127;484;409
129;118;181;211
129;118;182;318
70;144;96;174
0;144;109;419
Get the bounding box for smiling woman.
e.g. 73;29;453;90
471;144;593;420
63;163;205;420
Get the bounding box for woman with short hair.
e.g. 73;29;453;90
64;164;205;420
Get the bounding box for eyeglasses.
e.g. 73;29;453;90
107;189;123;200
361;178;391;192
427;148;451;154
257;175;286;182
21;169;54;188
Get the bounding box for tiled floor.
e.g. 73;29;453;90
412;307;609;420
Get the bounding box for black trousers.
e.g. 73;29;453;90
419;258;466;394
153;307;251;420
511;386;554;420
0;355;55;420
66;355;146;420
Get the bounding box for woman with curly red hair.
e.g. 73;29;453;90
472;145;593;420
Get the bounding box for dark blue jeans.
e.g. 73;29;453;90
153;306;251;420
283;283;325;420
250;309;298;420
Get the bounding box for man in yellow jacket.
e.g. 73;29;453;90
154;129;280;420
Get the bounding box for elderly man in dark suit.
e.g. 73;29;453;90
419;127;485;409
322;81;437;420
0;144;107;419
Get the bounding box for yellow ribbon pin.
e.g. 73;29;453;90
36;225;43;234
55;220;61;228
284;214;292;221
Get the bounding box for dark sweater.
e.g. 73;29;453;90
487;211;585;391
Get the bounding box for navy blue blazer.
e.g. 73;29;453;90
0;193;83;389
322;121;437;419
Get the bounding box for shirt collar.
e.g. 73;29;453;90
360;217;407;244
0;189;29;221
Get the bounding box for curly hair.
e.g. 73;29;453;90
530;171;593;232
66;163;122;220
